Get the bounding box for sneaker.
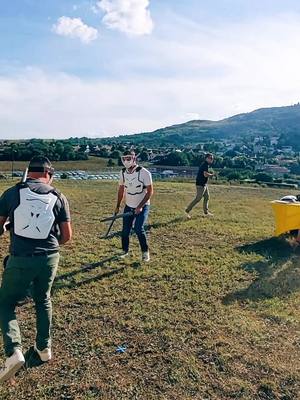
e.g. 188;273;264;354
24;346;44;368
142;251;150;262
34;345;51;362
184;209;191;219
204;211;214;217
119;252;129;259
0;349;25;383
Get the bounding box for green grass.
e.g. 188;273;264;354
0;156;117;172
0;181;299;399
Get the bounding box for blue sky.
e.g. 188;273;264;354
0;0;300;139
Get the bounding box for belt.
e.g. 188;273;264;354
10;249;59;257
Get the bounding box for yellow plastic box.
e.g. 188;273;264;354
271;200;300;236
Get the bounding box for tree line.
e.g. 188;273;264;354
0;140;88;161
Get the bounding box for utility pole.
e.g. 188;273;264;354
11;147;16;179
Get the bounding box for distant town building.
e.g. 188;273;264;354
282;146;294;156
262;164;290;177
270;136;279;146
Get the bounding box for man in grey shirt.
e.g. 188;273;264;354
0;156;72;383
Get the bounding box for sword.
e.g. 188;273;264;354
100;211;134;239
1;168;28;235
100;212;134;223
21;168;28;183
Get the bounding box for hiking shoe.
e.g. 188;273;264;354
34;345;51;362
142;251;150;262
204;211;214;217
184;209;191;219
0;349;25;383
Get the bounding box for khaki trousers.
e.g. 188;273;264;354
186;185;209;214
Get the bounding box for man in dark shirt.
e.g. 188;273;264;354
185;153;214;218
0;156;72;383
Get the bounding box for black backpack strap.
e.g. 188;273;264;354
135;167;147;189
16;181;28;189
52;188;62;201
122;166;142;185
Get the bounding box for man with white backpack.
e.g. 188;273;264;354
0;156;72;383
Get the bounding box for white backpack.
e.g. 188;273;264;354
122;166;146;195
14;186;58;240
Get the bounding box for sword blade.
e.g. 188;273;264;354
100;211;133;223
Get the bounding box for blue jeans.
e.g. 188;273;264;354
122;205;150;253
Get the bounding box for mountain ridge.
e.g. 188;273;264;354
111;104;300;149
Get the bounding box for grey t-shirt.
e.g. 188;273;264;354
0;178;71;256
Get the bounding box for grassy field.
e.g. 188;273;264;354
0;181;299;399
0;156;116;172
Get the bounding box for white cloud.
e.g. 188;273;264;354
2;13;300;139
0;65;299;139
96;0;153;35
52;16;98;44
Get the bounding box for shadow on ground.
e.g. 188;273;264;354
53;254;130;291
223;236;300;303
100;216;186;240
60;215;193;289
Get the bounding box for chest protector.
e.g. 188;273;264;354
122;166;146;195
14;186;58;240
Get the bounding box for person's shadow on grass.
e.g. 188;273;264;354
223;236;300;303
53;254;129;291
100;216;185;240
53;253;144;291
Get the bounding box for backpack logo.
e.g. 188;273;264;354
14;187;57;239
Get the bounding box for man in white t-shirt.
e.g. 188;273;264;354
115;150;153;262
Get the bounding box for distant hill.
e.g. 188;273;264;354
111;104;300;149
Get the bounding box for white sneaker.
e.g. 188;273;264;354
0;349;25;383
119;252;129;259
34;345;51;362
142;251;150;262
204;211;214;217
184;210;191;219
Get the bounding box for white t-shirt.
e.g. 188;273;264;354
119;166;152;208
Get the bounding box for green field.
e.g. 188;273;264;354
0;156;116;172
0;181;299;399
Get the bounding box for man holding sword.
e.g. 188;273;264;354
115;150;153;262
0;156;72;383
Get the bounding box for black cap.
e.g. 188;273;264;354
28;156;54;175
